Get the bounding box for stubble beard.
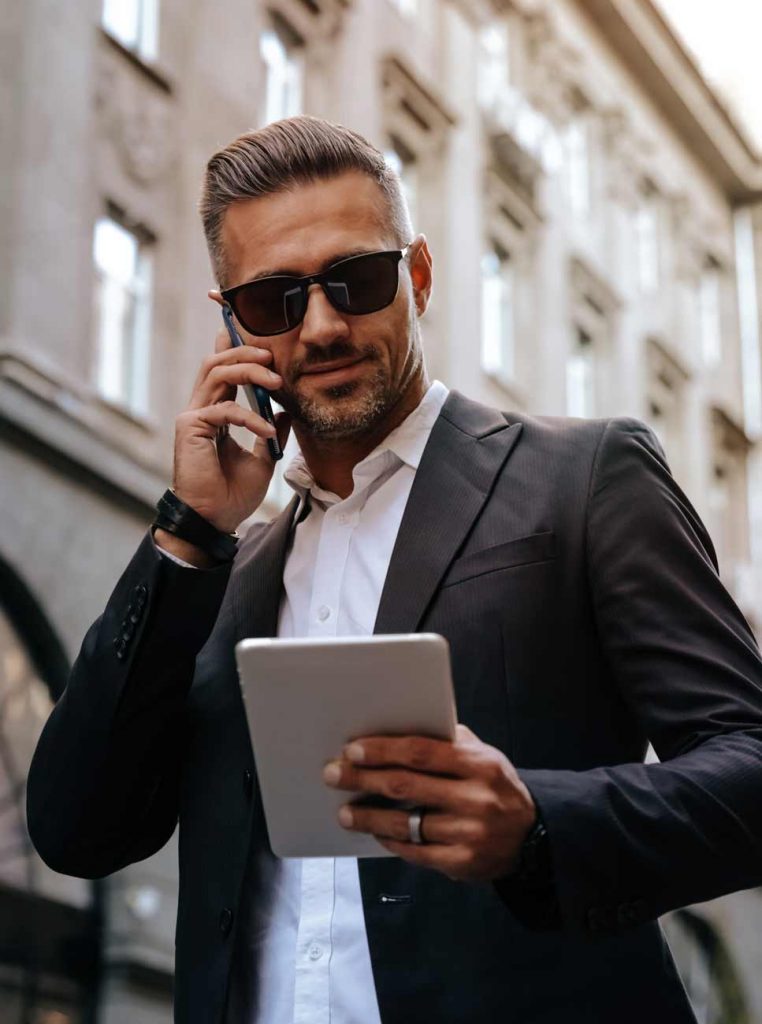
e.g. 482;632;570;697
276;349;396;439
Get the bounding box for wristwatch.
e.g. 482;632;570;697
493;808;561;929
152;488;239;564
513;812;554;889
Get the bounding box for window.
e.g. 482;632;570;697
92;214;153;416
645;339;688;482
700;257;723;368
635;182;661;293
478;23;510;110
102;0;159;61
567;261;616;418
384;138;418;234
0;586;97;1021
563;116;592;221
389;0;418;16
260;21;303;124
481;245;515;380
566;327;595;417
709;409;750;582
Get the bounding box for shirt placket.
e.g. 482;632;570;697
293;494;360;1024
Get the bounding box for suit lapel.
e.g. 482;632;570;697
231;494;300;641
374;390;522;634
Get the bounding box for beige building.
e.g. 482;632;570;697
2;0;762;1020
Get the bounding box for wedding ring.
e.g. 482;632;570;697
408;808;426;845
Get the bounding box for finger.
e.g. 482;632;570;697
375;836;467;875
248;410;292;464
342;734;474;778
180;401;277;442
339;805;468;845
189;359;282;411
323;762;464;809
189;335;274;397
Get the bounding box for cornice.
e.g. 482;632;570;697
573;0;762;203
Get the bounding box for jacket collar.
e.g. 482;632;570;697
232;390;522;640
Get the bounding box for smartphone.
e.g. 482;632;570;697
221;304;283;462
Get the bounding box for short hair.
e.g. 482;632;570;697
199;115;413;287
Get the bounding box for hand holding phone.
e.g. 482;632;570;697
163;305;289;537
221;305;283;462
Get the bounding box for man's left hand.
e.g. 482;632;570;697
322;724;537;882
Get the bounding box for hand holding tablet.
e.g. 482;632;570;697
235;633;457;857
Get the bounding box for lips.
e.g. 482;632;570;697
300;356;367;377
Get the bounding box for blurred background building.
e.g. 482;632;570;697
2;0;762;1021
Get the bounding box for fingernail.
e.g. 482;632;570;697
338;806;353;828
323;761;341;785
268;370;281;380
345;743;365;763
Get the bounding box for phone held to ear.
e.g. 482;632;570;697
221;304;283;462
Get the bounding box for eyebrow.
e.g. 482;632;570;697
243;247;381;284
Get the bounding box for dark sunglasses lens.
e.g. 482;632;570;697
234;278;305;335
325;254;400;314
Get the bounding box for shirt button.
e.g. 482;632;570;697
337;513;348;524
317;605;331;622
308;943;323;961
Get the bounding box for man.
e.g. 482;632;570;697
27;116;762;1023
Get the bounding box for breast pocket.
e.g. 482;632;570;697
442;531;556;587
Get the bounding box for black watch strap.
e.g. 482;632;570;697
152;489;239;564
513;814;554;888
493;809;561;929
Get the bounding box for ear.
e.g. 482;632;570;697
208;289;226;308
408;235;433;317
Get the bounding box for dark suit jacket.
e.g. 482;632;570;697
27;391;762;1023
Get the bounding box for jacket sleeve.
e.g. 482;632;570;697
515;417;762;936
26;528;232;879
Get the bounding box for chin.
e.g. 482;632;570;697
289;368;395;438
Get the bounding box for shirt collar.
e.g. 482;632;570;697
283;379;449;503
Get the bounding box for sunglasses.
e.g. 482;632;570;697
220;247;410;337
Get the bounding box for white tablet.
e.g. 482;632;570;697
235;633;457;858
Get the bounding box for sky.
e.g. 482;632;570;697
655;0;762;152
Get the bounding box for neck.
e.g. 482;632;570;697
293;372;430;499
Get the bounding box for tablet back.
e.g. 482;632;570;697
235;633;457;857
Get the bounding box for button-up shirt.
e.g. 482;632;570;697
159;379;449;1023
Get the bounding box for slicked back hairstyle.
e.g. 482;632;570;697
199;115;413;287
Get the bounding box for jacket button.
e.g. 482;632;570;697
619;899;648;926
243;769;254;800
113;637;128;660
219;907;234;937
586;906;615;932
134;583;148;603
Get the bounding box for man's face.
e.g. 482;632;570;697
219;171;432;439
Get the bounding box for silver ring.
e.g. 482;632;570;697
408;808;426;845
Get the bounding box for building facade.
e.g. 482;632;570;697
2;0;762;1020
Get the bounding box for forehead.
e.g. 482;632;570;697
221;170;394;284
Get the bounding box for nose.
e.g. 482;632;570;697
298;283;351;347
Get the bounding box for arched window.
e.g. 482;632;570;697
0;559;100;1022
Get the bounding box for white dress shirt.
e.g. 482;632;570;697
159;379;449;1024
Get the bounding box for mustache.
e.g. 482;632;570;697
291;342;380;378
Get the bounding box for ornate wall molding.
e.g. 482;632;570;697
95;49;176;186
381;54;457;159
266;0;352;45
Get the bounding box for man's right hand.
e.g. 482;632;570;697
167;327;290;535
